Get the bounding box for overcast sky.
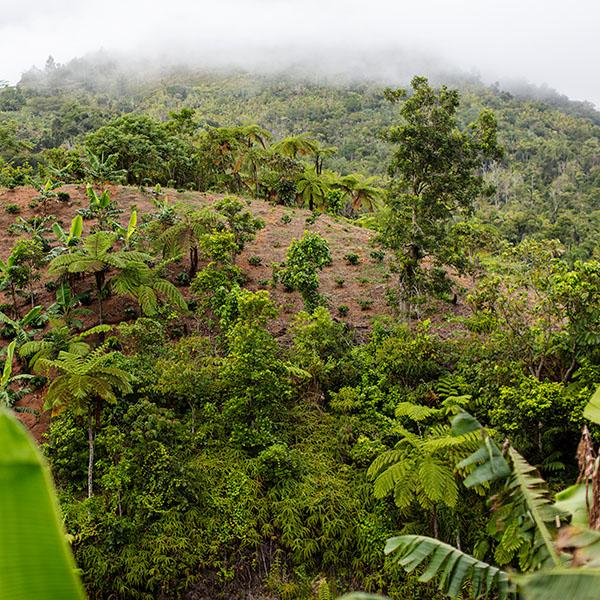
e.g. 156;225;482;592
0;0;598;106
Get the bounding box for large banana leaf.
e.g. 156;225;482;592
0;408;86;599
385;534;513;599
516;569;600;600
554;484;590;526
583;385;600;425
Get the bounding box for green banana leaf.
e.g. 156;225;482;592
0;408;86;599
555;483;590;526
516;569;600;600
583;385;600;425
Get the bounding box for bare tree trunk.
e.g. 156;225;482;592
95;271;105;324
87;410;95;498
10;283;19;318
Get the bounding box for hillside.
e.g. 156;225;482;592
0;184;404;328
2;62;599;258
0;66;598;600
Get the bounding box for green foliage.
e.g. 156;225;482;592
344;252;360;265
2;66;600;600
156;207;222;276
381;76;502;308
385;535;512;599
0;408;86;599
85;114;196;186
368;409;478;511
213;196;265;252
280;231;332;311
0;340;33;408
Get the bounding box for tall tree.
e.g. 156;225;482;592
381;76;502;285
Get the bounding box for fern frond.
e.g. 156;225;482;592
396;402;441;421
152;279;188;311
373;459;415;500
137;286;158;316
367;448;406;479
418;457;457;507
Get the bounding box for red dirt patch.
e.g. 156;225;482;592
0;184;472;438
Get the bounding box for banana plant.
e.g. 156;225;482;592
0;305;46;348
33;178;63;215
83;149;127;184
52;214;83;247
11;215;54;251
0;407;86;599
83;185;122;230
112;210;137;248
46;284;92;330
0;340;33;409
47;215;84;260
347;389;600;600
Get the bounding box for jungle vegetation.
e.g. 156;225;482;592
0;63;599;600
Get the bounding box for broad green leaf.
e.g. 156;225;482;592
1;340;15;387
126;210;137;240
69;215;83;240
0;408;86;599
508;448;559;566
583;386;600;425
516;569;600;600
385;534;512;599
555;484;590;526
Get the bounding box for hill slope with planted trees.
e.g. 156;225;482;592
0;65;599;600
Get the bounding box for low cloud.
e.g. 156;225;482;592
1;0;598;107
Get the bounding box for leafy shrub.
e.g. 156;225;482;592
248;255;263;266
335;277;345;287
337;305;350;317
256;443;303;485
357;299;373;311
5;203;20;214
280;232;332;311
344;252;360;265
281;214;292;224
370;249;385;262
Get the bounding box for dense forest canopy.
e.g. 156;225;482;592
2;57;599;259
0;56;599;600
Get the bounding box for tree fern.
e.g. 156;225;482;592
20;324;111;367
37;346;132;497
385;535;513;599
395;401;441;421
368;417;478;510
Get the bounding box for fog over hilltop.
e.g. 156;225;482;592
1;0;598;107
